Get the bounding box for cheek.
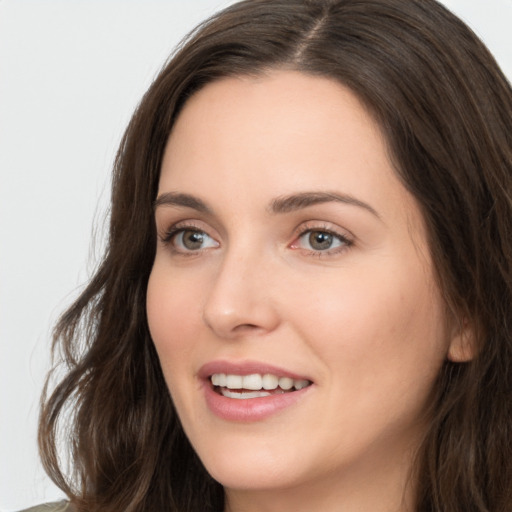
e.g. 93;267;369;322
287;258;448;406
146;264;203;378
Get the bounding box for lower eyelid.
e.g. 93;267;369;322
163;227;220;254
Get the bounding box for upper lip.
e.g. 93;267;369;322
198;359;313;382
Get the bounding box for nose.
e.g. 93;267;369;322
202;249;281;340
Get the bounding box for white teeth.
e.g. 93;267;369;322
210;373;311;393
221;389;272;399
242;374;263;390
278;377;294;390
211;373;226;387
225;374;243;389
262;373;279;390
294;379;310;390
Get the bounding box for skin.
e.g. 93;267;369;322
146;70;467;512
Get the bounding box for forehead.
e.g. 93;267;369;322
159;70;421;232
163;72;385;184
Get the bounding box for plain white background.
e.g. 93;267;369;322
0;1;510;510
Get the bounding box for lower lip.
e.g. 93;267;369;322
203;382;312;422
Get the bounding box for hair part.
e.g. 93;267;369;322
39;1;512;511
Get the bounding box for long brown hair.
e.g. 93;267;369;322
39;1;512;510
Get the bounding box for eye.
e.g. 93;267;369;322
169;228;219;252
303;231;340;251
291;227;352;255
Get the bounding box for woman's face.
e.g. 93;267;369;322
147;71;462;502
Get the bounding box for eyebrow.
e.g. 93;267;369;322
153;192;212;214
154;190;380;219
269;191;381;219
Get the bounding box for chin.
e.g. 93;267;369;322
194;435;311;491
206;461;304;491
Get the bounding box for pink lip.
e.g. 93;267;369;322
198;360;313;422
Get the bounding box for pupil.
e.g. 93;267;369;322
183;230;204;250
309;231;333;250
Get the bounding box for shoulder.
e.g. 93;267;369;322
18;501;73;512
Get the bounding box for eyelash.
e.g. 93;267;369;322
160;222;218;258
159;221;354;258
161;222;203;244
290;222;354;258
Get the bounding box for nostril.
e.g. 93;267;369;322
233;323;261;332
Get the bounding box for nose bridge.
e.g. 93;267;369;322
202;239;279;338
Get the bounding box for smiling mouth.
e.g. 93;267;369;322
210;373;312;399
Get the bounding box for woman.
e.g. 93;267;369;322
34;0;512;511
